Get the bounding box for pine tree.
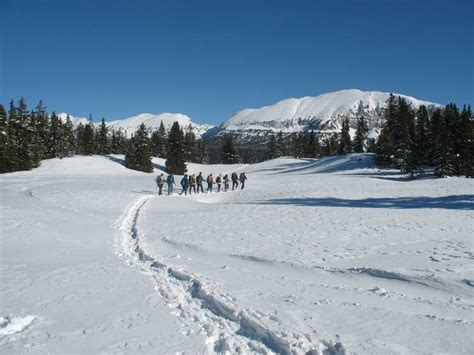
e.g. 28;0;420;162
157;121;167;157
266;133;278;160
34;100;49;160
165;121;187;174
459;105;473;177
48;112;62;158
353;115;369;153
375;94;397;165
96;118;109;155
125;123;152;172
432;107;456;177
82;122;95;155
0;104;9;173
124;137;137;170
221;134;239;164
59;116;75;158
414;105;431;164
304;131;320;158
338;116;352;155
276;131;286;156
6;100;20;171
196;139;207;163
184;124;197;162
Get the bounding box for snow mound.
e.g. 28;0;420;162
0;315;36;336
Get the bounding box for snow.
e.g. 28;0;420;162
1;154;472;353
221;89;440;132
58;112;214;138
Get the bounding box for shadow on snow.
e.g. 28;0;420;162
252;195;474;210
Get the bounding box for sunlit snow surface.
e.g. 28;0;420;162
1;154;472;353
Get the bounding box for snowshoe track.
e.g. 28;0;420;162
115;195;345;354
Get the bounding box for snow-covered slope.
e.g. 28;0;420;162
220;89;440;134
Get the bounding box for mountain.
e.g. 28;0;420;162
217;89;440;138
59;112;214;138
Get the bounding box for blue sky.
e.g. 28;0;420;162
1;0;473;124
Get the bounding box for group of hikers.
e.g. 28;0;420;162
155;172;248;196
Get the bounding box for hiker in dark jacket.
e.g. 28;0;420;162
196;172;204;193
216;174;222;192
207;174;214;193
189;174;196;194
223;174;229;191
239;172;247;190
155;173;165;195
180;175;189;195
231;172;239;190
166;174;175;195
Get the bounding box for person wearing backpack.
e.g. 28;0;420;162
239;172;247;190
189;174;196;194
206;173;214;193
196;172;204;193
231;172;239;190
155;173;165;195
216;174;222;192
223;174;229;191
180;174;189;195
166;173;175;195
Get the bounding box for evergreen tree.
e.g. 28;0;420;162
414;105;431;164
34;100;49;160
6;100;20;171
125;123;152;172
276;131;286;156
353;115;369;153
82;122;95;155
96;118;109;155
75;123;85;154
0;104;9;173
165;121;187;174
338;116;352;155
48;112;62;158
157;121;167;157
304;131;320;158
459;105;473;177
15;98;35;170
432;107;456;177
184;124;197;162
221;134;239;164
265;133;278;160
196;139;207;164
59;116;75;158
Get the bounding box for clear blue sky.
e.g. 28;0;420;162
1;0;472;124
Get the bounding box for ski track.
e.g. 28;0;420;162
115;194;345;355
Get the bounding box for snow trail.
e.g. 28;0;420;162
115;194;344;354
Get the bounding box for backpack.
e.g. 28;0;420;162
156;176;163;184
216;176;221;183
207;176;213;184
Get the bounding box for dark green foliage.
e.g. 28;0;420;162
59;116;76;158
166;121;187;174
221;134;239;164
110;129;127;154
459;106;474;177
184;124;197;162
304;131;320;158
338;116;352;155
0;104;9;173
150;120;167;158
124;123;153;173
34;101;49;160
265;133;278;160
96;118;109;155
353;115;369;153
81;122;96;155
414;105;431;164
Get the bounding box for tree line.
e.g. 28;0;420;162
0;99;208;174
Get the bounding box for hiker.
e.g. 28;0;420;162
216;174;222;192
180;174;189;195
166;173;175;195
231;172;239;190
155;173;165;195
239;172;247;190
223;174;229;191
196;172;204;193
207;173;214;193
189;173;196;194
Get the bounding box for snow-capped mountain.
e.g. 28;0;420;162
59;112;214;138
218;89;440;135
58;113;91;126
107;113;213;138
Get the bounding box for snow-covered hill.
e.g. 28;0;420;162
219;89;440;135
58;112;214;138
1;154;472;353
